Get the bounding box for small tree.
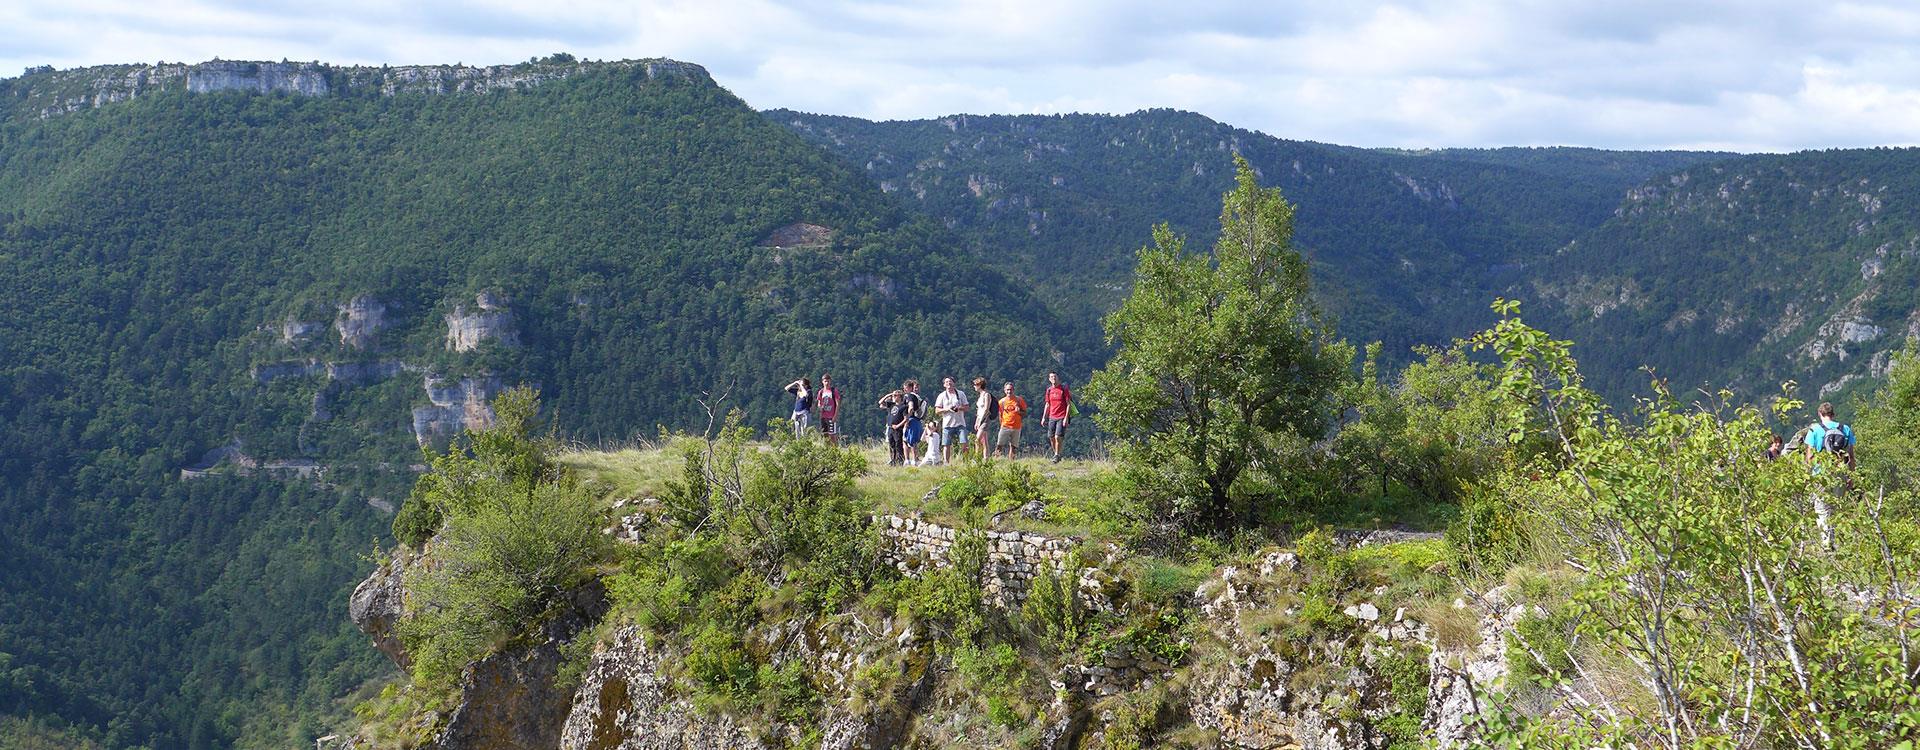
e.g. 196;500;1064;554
1855;338;1920;498
1086;156;1352;533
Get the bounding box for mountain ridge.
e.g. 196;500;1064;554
1;56;710;119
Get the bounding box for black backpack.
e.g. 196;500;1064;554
1821;424;1851;454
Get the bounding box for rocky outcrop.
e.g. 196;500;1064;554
280;319;326;345
445;293;518;352
1187;559;1530;750
438;582;609;750
185;60;329;96
335;296;387;350
12;58;714;119
760;222;836;248
557;626;763;750
349;505;1525;750
348;548;414;668
412;375;505;444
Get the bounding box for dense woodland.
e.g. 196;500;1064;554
0;59;1067;748
2;56;1920;748
363;161;1920;748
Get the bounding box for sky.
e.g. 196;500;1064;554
5;0;1920;152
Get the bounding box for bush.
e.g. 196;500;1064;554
399;474;609;686
394;388;610;686
1020;550;1091;655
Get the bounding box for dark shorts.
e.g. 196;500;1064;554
904;418;924;446
944;425;967;444
1046;416;1069;439
819;417;838;436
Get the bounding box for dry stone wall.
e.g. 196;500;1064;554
876;514;1099;608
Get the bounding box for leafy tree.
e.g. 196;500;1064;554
1086;156;1353;533
1464;302;1920;748
1855;338;1920;498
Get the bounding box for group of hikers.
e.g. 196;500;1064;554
1764;401;1858;468
782;371;1074;466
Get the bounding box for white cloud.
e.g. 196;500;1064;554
4;0;1920;151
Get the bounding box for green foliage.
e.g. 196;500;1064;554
1855;339;1920;496
1090;684;1177;750
396;389;610;687
605;422;875;725
951;643;1029;728
0;61;1068;746
938;459;1044;513
1374;644;1432;750
1087;156;1355;534
1020;550;1091;655
1457;302;1920;748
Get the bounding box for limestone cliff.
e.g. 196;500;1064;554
2;57;714;120
344;513;1537;750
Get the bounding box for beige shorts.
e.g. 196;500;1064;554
996;426;1021;446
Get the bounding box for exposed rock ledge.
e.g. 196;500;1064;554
9;58;713;119
346;514;1513;750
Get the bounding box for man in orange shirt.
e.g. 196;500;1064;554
997;381;1028;459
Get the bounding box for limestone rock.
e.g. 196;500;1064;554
445;293;519;352
759;222;836;248
335;296;387;350
438;581;608;750
280;319;325;345
557;626;766;750
412;374;504;444
186;60;329;96
347;548;412;668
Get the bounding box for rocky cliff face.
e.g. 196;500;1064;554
346;514;1530;750
411;375;505;444
336;296;388;350
445;293;519;352
3;57;714;120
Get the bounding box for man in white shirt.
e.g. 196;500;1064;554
934;376;970;465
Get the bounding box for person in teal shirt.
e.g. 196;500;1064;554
1802;401;1855;467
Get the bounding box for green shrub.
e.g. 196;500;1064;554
685;622;759;710
1375;644;1431;750
1020;550;1090;655
398;457;609;687
1130;557;1208;607
953;643;1028;727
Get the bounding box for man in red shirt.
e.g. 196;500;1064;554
1042;371;1072;463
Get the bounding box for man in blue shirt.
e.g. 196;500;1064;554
1802;402;1856;467
1802;401;1855;550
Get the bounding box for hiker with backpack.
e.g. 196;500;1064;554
1802;402;1856;467
1802;401;1856;549
879;386;909;466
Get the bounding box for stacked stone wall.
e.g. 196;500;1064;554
875;514;1095;608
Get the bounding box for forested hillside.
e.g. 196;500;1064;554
1520;148;1920;402
770;108;1730;357
775;109;1920;404
0;57;1070;749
